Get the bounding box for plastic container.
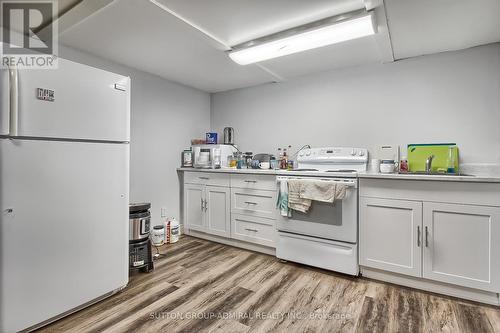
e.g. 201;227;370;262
150;225;165;246
182;148;193;167
380;160;398;173
165;218;180;243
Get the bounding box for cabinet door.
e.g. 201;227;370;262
423;202;500;292
184;184;205;232
205;186;231;237
360;197;422;277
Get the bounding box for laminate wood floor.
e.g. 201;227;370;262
39;236;500;333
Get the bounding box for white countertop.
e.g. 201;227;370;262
177;167;500;183
177;167;354;178
358;172;500;183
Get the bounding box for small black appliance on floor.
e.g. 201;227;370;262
129;203;154;273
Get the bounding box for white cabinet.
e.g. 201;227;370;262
184;184;205;232
184;181;230;237
205;186;230;237
359;179;500;295
360;197;422;277
423;202;500;292
183;172;277;249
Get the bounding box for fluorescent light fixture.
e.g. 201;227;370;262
228;12;376;65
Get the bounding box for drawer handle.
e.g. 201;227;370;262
198;177;210;180
245;228;258;232
244;180;257;183
244;201;258;205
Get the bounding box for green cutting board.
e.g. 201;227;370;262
407;144;459;173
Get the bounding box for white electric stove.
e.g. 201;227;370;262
276;147;368;276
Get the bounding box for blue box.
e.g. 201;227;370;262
206;132;218;144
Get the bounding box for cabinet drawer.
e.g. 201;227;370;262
184;172;229;187
231;188;277;219
231;214;276;247
276;232;358;275
231;174;276;191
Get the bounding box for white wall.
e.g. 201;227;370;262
60;46;210;225
211;43;500;164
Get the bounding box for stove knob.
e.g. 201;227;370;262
358;150;365;156
350;149;356;156
305;150;311;156
299;152;304;157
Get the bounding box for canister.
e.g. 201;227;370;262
150;225;165;246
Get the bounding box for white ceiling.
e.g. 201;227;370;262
60;0;274;92
59;0;500;93
155;0;367;46
385;0;500;59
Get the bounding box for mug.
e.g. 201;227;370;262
270;159;279;170
259;161;270;169
251;160;260;169
380;160;398;173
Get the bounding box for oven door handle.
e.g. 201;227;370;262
276;176;357;188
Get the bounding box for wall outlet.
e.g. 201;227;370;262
161;207;168;218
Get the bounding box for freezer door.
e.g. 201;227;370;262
0;139;129;332
13;58;130;141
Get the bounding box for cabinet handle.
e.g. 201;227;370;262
425;226;429;247
198;177;210;180
417;226;421;247
201;198;204;211
244;180;257;183
204;200;208;211
245;228;258;232
244;201;258;205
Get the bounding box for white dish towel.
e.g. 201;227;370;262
300;179;347;203
288;179;312;213
277;179;291;217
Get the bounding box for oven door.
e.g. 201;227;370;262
276;177;358;243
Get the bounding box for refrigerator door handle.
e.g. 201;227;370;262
8;66;19;136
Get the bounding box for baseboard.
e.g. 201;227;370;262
185;229;276;256
361;266;500;306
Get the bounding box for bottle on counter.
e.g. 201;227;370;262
277;148;283;167
236;152;244;169
244;152;253;169
447;146;456;174
281;148;288;169
286;145;293;170
399;156;409;173
213;148;221;169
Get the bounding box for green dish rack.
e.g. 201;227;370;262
407;143;459;173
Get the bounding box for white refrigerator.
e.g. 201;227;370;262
0;57;130;332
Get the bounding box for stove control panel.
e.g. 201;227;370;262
297;147;369;172
298;147;368;160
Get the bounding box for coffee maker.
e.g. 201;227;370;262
192;144;237;169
